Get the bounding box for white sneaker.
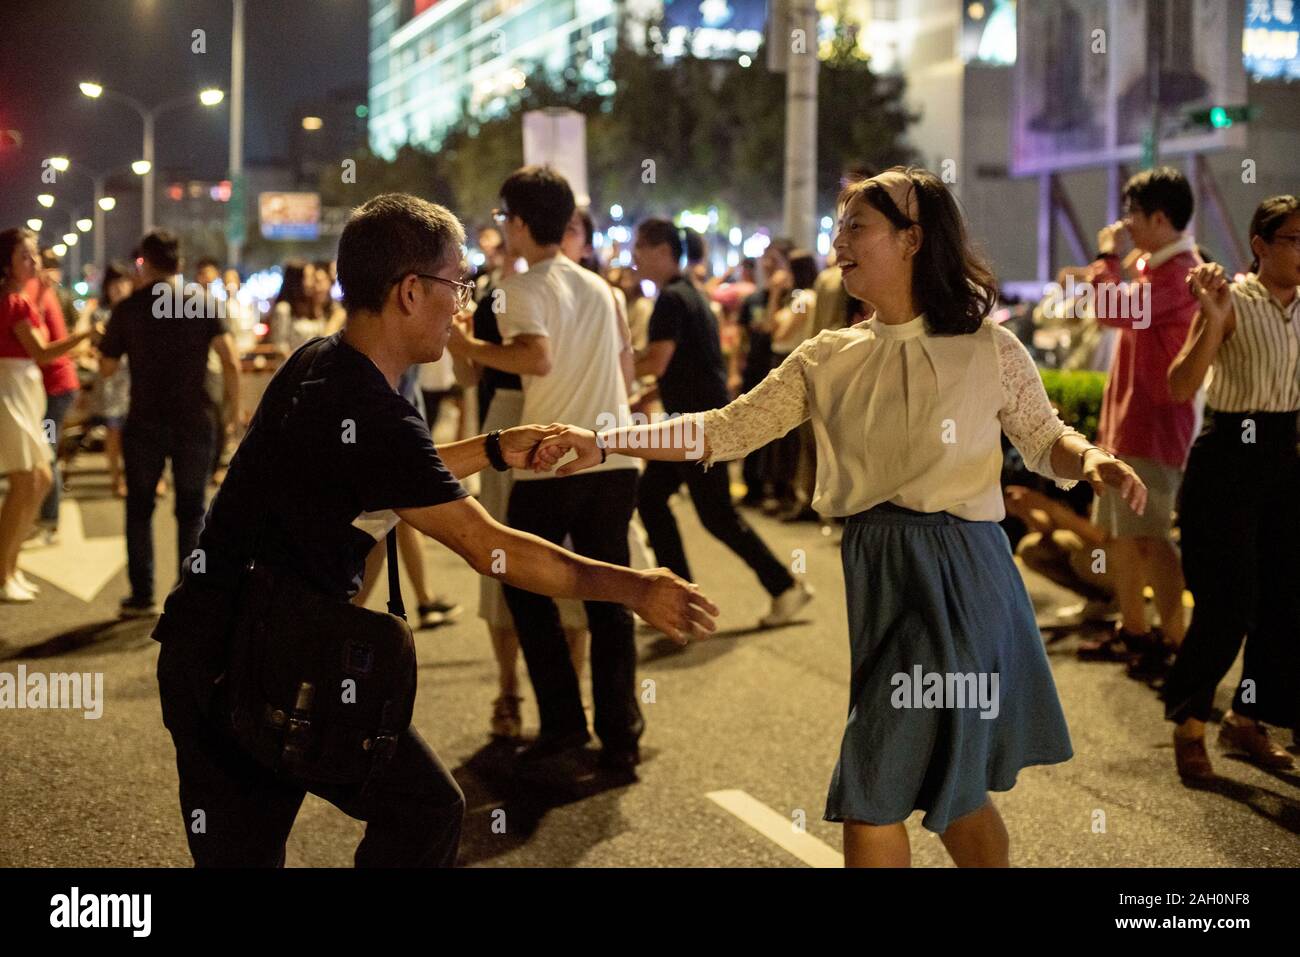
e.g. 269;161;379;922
12;569;39;594
2;576;36;603
760;579;815;628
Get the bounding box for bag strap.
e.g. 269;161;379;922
385;527;405;621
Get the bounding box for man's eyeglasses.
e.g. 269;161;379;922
411;273;475;309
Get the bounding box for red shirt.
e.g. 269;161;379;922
1092;241;1199;470
0;292;41;359
24;279;80;396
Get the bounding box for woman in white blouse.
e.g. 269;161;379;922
539;167;1148;867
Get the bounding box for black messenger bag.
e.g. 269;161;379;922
225;530;416;787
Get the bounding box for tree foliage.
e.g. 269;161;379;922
322;23;919;235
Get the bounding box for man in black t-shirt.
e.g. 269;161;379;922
152;194;716;868
632;220;812;629
99;230;242;618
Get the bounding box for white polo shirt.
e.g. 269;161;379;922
497;254;638;480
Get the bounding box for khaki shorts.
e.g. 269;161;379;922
1092;454;1182;539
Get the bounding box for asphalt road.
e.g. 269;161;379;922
2;457;1298;867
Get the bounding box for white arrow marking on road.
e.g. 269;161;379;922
707;789;844;868
18;500;126;603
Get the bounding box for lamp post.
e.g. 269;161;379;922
43;157;145;270
228;0;247;269
78;82;224;237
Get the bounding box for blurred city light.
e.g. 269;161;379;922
37;194;54;207
77;219;93;232
131;160;152;175
63;233;78;245
47;156;70;172
78;81;103;98
26;218;42;231
52;243;67;256
98;196;116;211
301;116;323;131
199;88;225;106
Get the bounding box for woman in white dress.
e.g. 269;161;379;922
540;168;1149;866
0;229;98;602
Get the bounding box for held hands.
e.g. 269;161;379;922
632;567;720;645
498;423;572;471
1083;448;1147;516
536;426;604;477
1186;262;1232;327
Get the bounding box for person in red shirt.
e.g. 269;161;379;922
24;248;83;544
0;228;95;603
1077;168;1199;676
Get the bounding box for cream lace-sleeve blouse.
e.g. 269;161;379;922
693;315;1079;521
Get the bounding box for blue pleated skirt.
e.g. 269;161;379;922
824;502;1073;833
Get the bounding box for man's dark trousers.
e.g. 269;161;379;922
637;458;794;597
123;416;217;603
502;469;643;750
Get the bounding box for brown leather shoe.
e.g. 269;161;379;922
1174;731;1214;780
1219;718;1296;769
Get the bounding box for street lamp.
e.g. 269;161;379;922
78;81;225;234
42;157;143;269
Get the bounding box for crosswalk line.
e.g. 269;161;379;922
706;789;844;868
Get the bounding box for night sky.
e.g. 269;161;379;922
0;0;369;230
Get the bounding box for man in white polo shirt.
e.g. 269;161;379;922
448;166;644;771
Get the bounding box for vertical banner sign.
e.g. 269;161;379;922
228;172;247;249
522;109;590;209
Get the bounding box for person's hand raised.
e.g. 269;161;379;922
1186;262;1232;328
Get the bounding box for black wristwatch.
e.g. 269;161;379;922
485;430;510;472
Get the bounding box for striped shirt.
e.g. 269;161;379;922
1204;275;1300;413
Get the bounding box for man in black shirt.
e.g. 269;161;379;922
99;230;242;617
153;194;716;867
632;220;812;629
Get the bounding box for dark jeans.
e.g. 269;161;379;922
502;469;643;750
157;632;463;867
637;458;794;597
1162;411;1300;729
38;389;78;527
123;417;217;603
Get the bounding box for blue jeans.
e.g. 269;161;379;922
123;417;216;603
39;390;79;527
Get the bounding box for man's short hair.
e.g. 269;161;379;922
194;255;221;273
1123;167;1194;231
136;229;181;273
337;193;465;313
637;218;684;262
499;166;574;246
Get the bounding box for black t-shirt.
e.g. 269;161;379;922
194;333;468;600
646;277;729;413
472;277;522;426
99;281;227;429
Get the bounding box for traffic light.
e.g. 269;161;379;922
1187;104;1258;129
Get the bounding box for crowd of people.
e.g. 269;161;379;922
0;161;1296;868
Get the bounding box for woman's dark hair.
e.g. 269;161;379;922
0;227;35;285
276;260;312;314
1248;194;1300;273
637;218;684;263
101;260;133;300
837;166;998;336
499;165;574;246
788;249;819;291
1123;166;1194;231
336;193;464;313
683;228;706;265
570;208;600;272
